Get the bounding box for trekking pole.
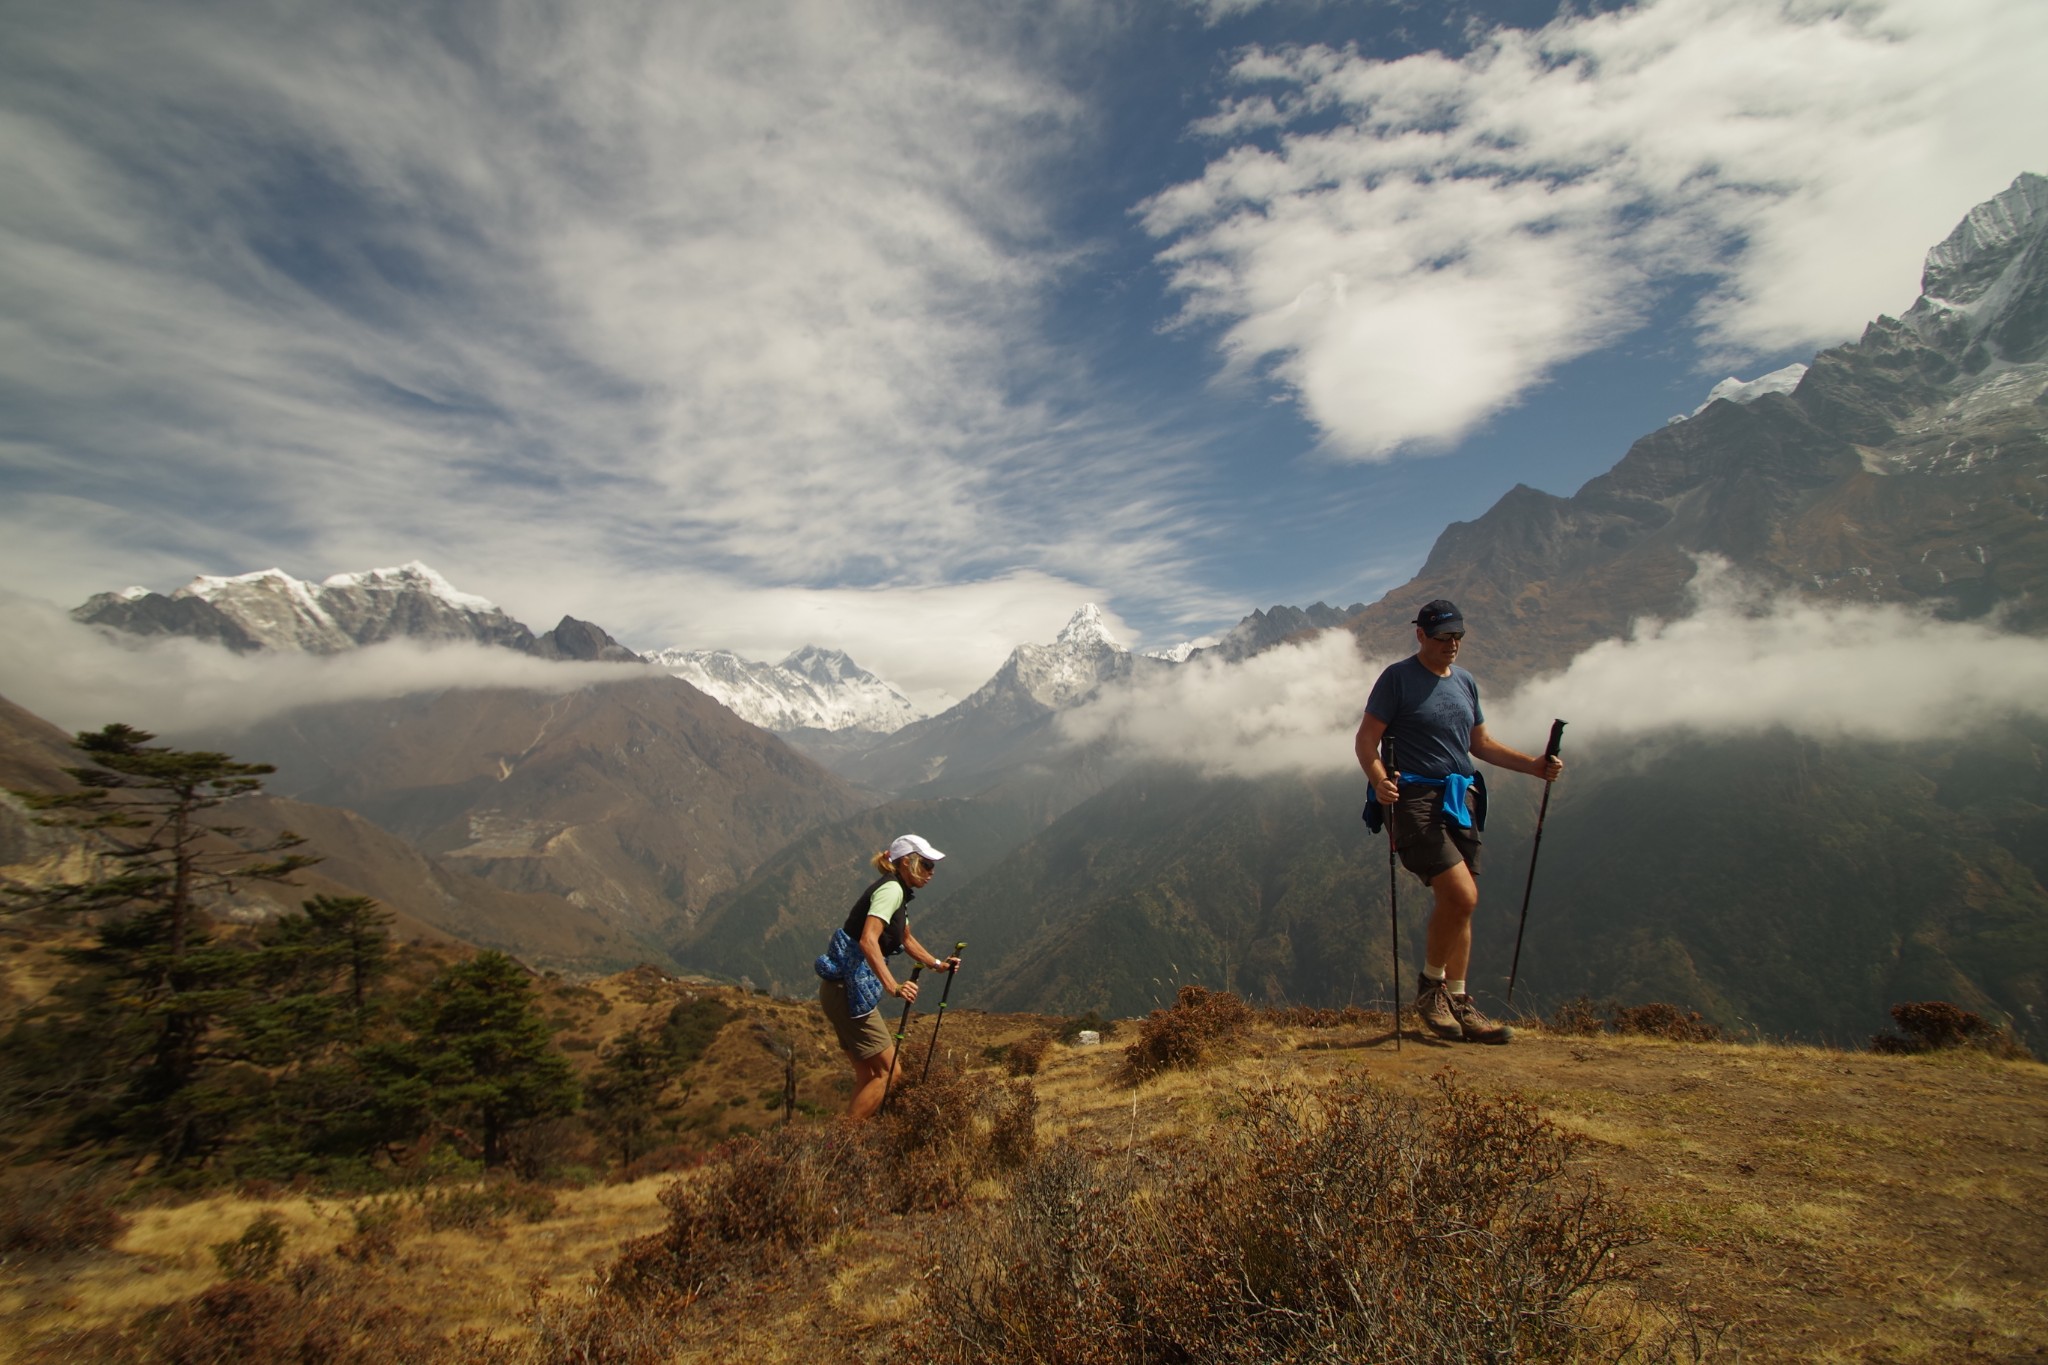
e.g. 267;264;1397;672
1382;735;1402;1053
919;942;967;1083
1507;719;1567;1005
878;964;923;1116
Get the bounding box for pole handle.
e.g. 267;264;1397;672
1544;718;1567;760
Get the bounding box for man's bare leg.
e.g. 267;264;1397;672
1423;860;1479;981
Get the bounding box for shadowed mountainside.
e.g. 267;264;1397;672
187;675;875;947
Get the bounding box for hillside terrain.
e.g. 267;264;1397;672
1;985;2041;1364
185;675;874;952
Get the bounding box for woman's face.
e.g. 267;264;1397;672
904;857;935;888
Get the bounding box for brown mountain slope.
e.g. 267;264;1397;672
195;675;876;946
0;689;651;968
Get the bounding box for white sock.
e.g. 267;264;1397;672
1423;965;1446;982
1447;979;1466;998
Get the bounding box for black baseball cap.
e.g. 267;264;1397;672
1413;599;1465;636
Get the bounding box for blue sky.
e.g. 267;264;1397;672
3;0;2044;704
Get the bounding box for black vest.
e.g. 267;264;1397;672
842;875;913;956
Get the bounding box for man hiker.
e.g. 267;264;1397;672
1354;599;1564;1044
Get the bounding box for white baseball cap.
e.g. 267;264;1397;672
888;834;946;863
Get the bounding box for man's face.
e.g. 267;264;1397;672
1416;624;1464;669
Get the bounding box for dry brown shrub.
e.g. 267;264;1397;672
609;1073;1041;1307
919;1072;1666;1365
608;1121;887;1304
0;1165;129;1262
986;1081;1040;1169
27;1256;444;1365
1117;985;1255;1085
1547;997;1722;1043
1872;1000;2032;1059
1548;996;1610;1037
1610;1003;1722;1044
1264;1003;1384;1029
1005;1031;1052;1076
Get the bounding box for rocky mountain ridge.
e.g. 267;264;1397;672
1340;171;2048;685
73;562;643;663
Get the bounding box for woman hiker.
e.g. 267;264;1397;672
815;834;959;1120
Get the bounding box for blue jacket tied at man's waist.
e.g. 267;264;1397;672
1362;771;1487;834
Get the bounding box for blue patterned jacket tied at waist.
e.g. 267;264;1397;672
816;927;889;1019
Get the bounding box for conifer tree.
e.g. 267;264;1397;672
5;724;318;1162
379;951;579;1168
586;1028;671;1168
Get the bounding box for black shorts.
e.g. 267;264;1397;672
1390;787;1481;884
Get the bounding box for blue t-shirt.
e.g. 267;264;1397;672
1364;656;1482;780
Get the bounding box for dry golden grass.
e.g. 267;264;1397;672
3;992;2044;1364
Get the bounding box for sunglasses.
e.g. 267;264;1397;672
1429;630;1465;642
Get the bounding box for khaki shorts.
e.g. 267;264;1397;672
819;978;894;1060
1391;787;1482;884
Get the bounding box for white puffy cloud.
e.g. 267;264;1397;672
1487;569;2048;750
1060;566;2048;777
1146;0;2048;457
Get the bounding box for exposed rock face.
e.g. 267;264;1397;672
1348;173;2048;685
535;616;644;663
1198;601;1368;663
69;589;265;652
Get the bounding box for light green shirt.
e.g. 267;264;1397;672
865;879;905;924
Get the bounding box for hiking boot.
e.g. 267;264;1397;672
1450;993;1514;1045
1415;975;1463;1041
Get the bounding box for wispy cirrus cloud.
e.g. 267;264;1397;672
0;0;1211;692
1144;0;2048;458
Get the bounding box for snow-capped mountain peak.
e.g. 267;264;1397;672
82;562;538;655
1903;172;2048;361
319;561;501;614
1144;640;1211;663
1921;172;2048;307
980;604;1134;711
1055;603;1119;649
648;645;928;734
1677;363;1809;421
